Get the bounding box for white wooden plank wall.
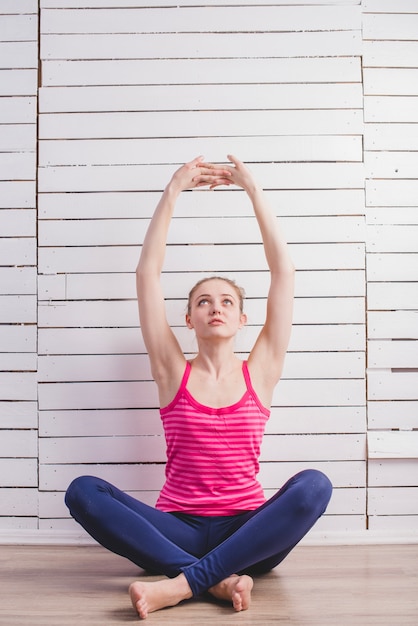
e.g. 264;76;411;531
0;0;39;529
363;0;418;532
0;0;416;541
35;0;365;536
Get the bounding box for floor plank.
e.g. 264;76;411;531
0;544;417;625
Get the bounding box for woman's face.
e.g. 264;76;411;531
185;279;247;338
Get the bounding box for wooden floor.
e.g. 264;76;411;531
1;543;417;625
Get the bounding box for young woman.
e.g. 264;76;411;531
65;155;332;619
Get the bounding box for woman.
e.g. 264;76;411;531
65;155;332;619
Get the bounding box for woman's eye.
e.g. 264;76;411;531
198;299;209;306
223;299;233;305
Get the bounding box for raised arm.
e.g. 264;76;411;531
204;155;295;399
136;157;231;402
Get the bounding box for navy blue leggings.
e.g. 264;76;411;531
65;469;332;597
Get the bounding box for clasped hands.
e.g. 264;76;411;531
169;154;256;193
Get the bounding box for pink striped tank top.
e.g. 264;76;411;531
156;360;270;516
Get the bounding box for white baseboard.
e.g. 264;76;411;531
0;528;417;546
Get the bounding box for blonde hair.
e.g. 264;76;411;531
187;276;245;315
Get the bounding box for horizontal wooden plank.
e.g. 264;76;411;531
0;325;36;352
369;459;418;487
261;433;365;462
0;489;38;516
363;13;418;40
364;96;418;123
366;152;418;179
39;110;364;139
38;431;365;465
0;15;38;41
38;405;366;438
38;242;365;274
41;6;361;35
0;517;38;530
38;216;365;246
0;401;37;429
0;97;37;123
363;40;418;68
38;378;365;410
366;208;418;226
0;238;36;266
39;134;362;165
39;434;165;463
368;311;418;340
0;42;37;69
37;351;365;383
39;83;363;114
0;459;37;487
0;267;36;295
259;461;365;490
363;0;418;11
368;431;418;460
368;401;418;430
367;225;418;252
368;283;418;311
0;0;37;13
0;153;36;181
267;407;366;435
0;295;36;324
41;0;362;6
0;181;36;208
366;180;418;208
38;460;364;493
0;125;36;152
368;514;418;532
368;340;418;369
0;353;37;372
41;30;361;61
0;373;37;401
368;371;418;401
39;462;164;492
367;254;418;281
38;323;365;356
364;69;418;96
0;430;38;458
38;162;365;193
364;123;418;151
368;487;418;516
0;210;36;237
38;188;366;220
38;269;365;301
37;296;365;328
42;57;361;87
39;408;162;437
0;69;38;96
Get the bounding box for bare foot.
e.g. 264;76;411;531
209;574;254;611
129;573;192;619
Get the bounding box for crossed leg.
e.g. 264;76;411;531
66;470;332;619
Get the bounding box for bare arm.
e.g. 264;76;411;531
136;157;231;400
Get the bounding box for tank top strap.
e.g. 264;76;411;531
242;360;252;391
180;360;192;390
242;360;270;416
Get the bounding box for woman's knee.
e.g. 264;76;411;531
65;475;103;511
294;469;333;514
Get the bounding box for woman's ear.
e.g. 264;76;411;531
239;313;248;328
185;314;193;329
